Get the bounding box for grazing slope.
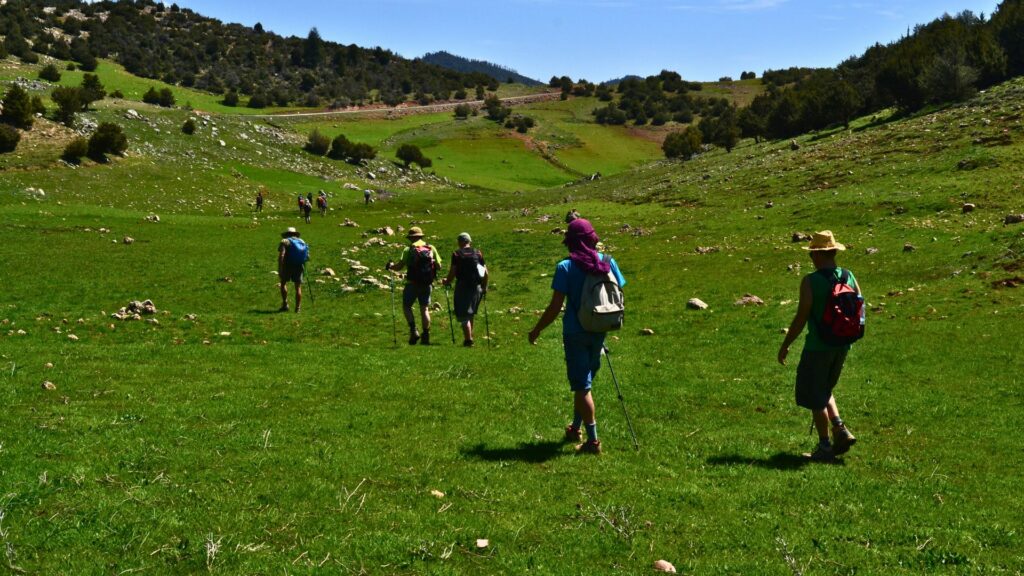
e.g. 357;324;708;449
0;54;1022;575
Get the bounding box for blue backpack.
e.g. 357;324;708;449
285;238;309;265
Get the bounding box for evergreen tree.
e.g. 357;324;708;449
0;85;34;130
51;86;82;126
80;74;106;109
662;127;702;159
87;123;128;162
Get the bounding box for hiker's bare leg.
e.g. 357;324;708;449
462;320;472;341
403;305;416;331
574;390;595;426
420;305;431;332
812;407;830;440
295;283;302;309
826;395;841;421
280;282;288;306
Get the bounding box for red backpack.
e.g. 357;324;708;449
817;269;865;346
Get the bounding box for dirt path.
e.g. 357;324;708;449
248;92;563;120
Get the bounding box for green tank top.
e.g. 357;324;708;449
805;267;858;352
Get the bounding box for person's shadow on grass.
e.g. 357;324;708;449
706;452;844;470
249;308;283;315
462;440;566;464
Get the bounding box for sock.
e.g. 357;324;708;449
571;414;583;429
585;422;598;442
831;417;845;428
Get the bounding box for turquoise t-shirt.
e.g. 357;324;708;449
551;255;626;335
805;267;859;352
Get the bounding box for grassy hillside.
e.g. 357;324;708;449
0;61;1022;575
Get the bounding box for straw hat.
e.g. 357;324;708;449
803;230;846;251
281;227;300;238
407;226;425;239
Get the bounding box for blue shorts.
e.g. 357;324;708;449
563;332;606;392
403;283;432;308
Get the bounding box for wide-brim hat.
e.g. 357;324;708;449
457;232;472;244
407;226;425;239
282;227;300;238
803;230;846;251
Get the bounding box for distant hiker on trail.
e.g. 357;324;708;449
364;188;372;205
778;230;864;462
528;219;626;455
387;227;442;345
256;190;264;212
297;195;304;214
442;232;488;347
302;197;312;224
317;191;327;216
565;209;580;223
278;227;309;313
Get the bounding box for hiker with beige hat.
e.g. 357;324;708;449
778;230;865;461
386;226;443;345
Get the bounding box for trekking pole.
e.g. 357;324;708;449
482;291;491;349
444;285;456;344
387;272;398;347
602;346;639;451
304;263;314;306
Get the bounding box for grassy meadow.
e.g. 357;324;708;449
0;61;1023;575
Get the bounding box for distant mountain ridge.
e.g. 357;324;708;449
421;51;542;86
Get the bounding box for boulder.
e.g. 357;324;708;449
322;268;336;277
145;214;160;223
962;203;976;214
735;294;765;306
122;236;135;245
1004;214;1024;225
903;243;916;252
343;183;360;191
791;232;812;243
653;560;677;573
41;381;57;391
687;298;709;310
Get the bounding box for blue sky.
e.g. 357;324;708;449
174;0;1001;82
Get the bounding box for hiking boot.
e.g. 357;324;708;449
564;425;582;443
576;439;602;455
463;339;474;347
805;443;835;462
420;331;430;345
408;332;420;345
278;304;289;312
832;425;857;455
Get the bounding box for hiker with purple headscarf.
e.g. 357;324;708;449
528;219;626;455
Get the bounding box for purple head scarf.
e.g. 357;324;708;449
564;219;611;275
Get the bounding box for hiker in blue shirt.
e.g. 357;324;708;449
529;219;625;455
278;227;308;313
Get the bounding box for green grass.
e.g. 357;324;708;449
1;62;1023;574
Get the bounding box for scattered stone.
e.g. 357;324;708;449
367;172;376;180
790;140;800;151
903;243;916;252
695;246;720;254
687;298;709;310
350;264;369;274
780;328;789;334
146;318;159;325
322;268;336;277
44;362;54;369
341;218;359;227
42;381;57;391
512;228;532;234
551;227;565;235
219;276;233;283
653;559;677;573
735;294;765;306
343;183;360;190
67;333;79;341
962;203;976;214
765;201;774;209
475;539;489;549
640;328;655;336
1004;214;1024;225
218;139;226;147
122;236;135;245
145;214;160;223
219;331;231;337
865;247;879;255
791;232;812;243
507;306;524;314
430;490;445;499
184;314;197;321
124;109;141;120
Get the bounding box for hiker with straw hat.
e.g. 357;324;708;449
778;230;864;462
278;227;309;313
387;226;442;345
